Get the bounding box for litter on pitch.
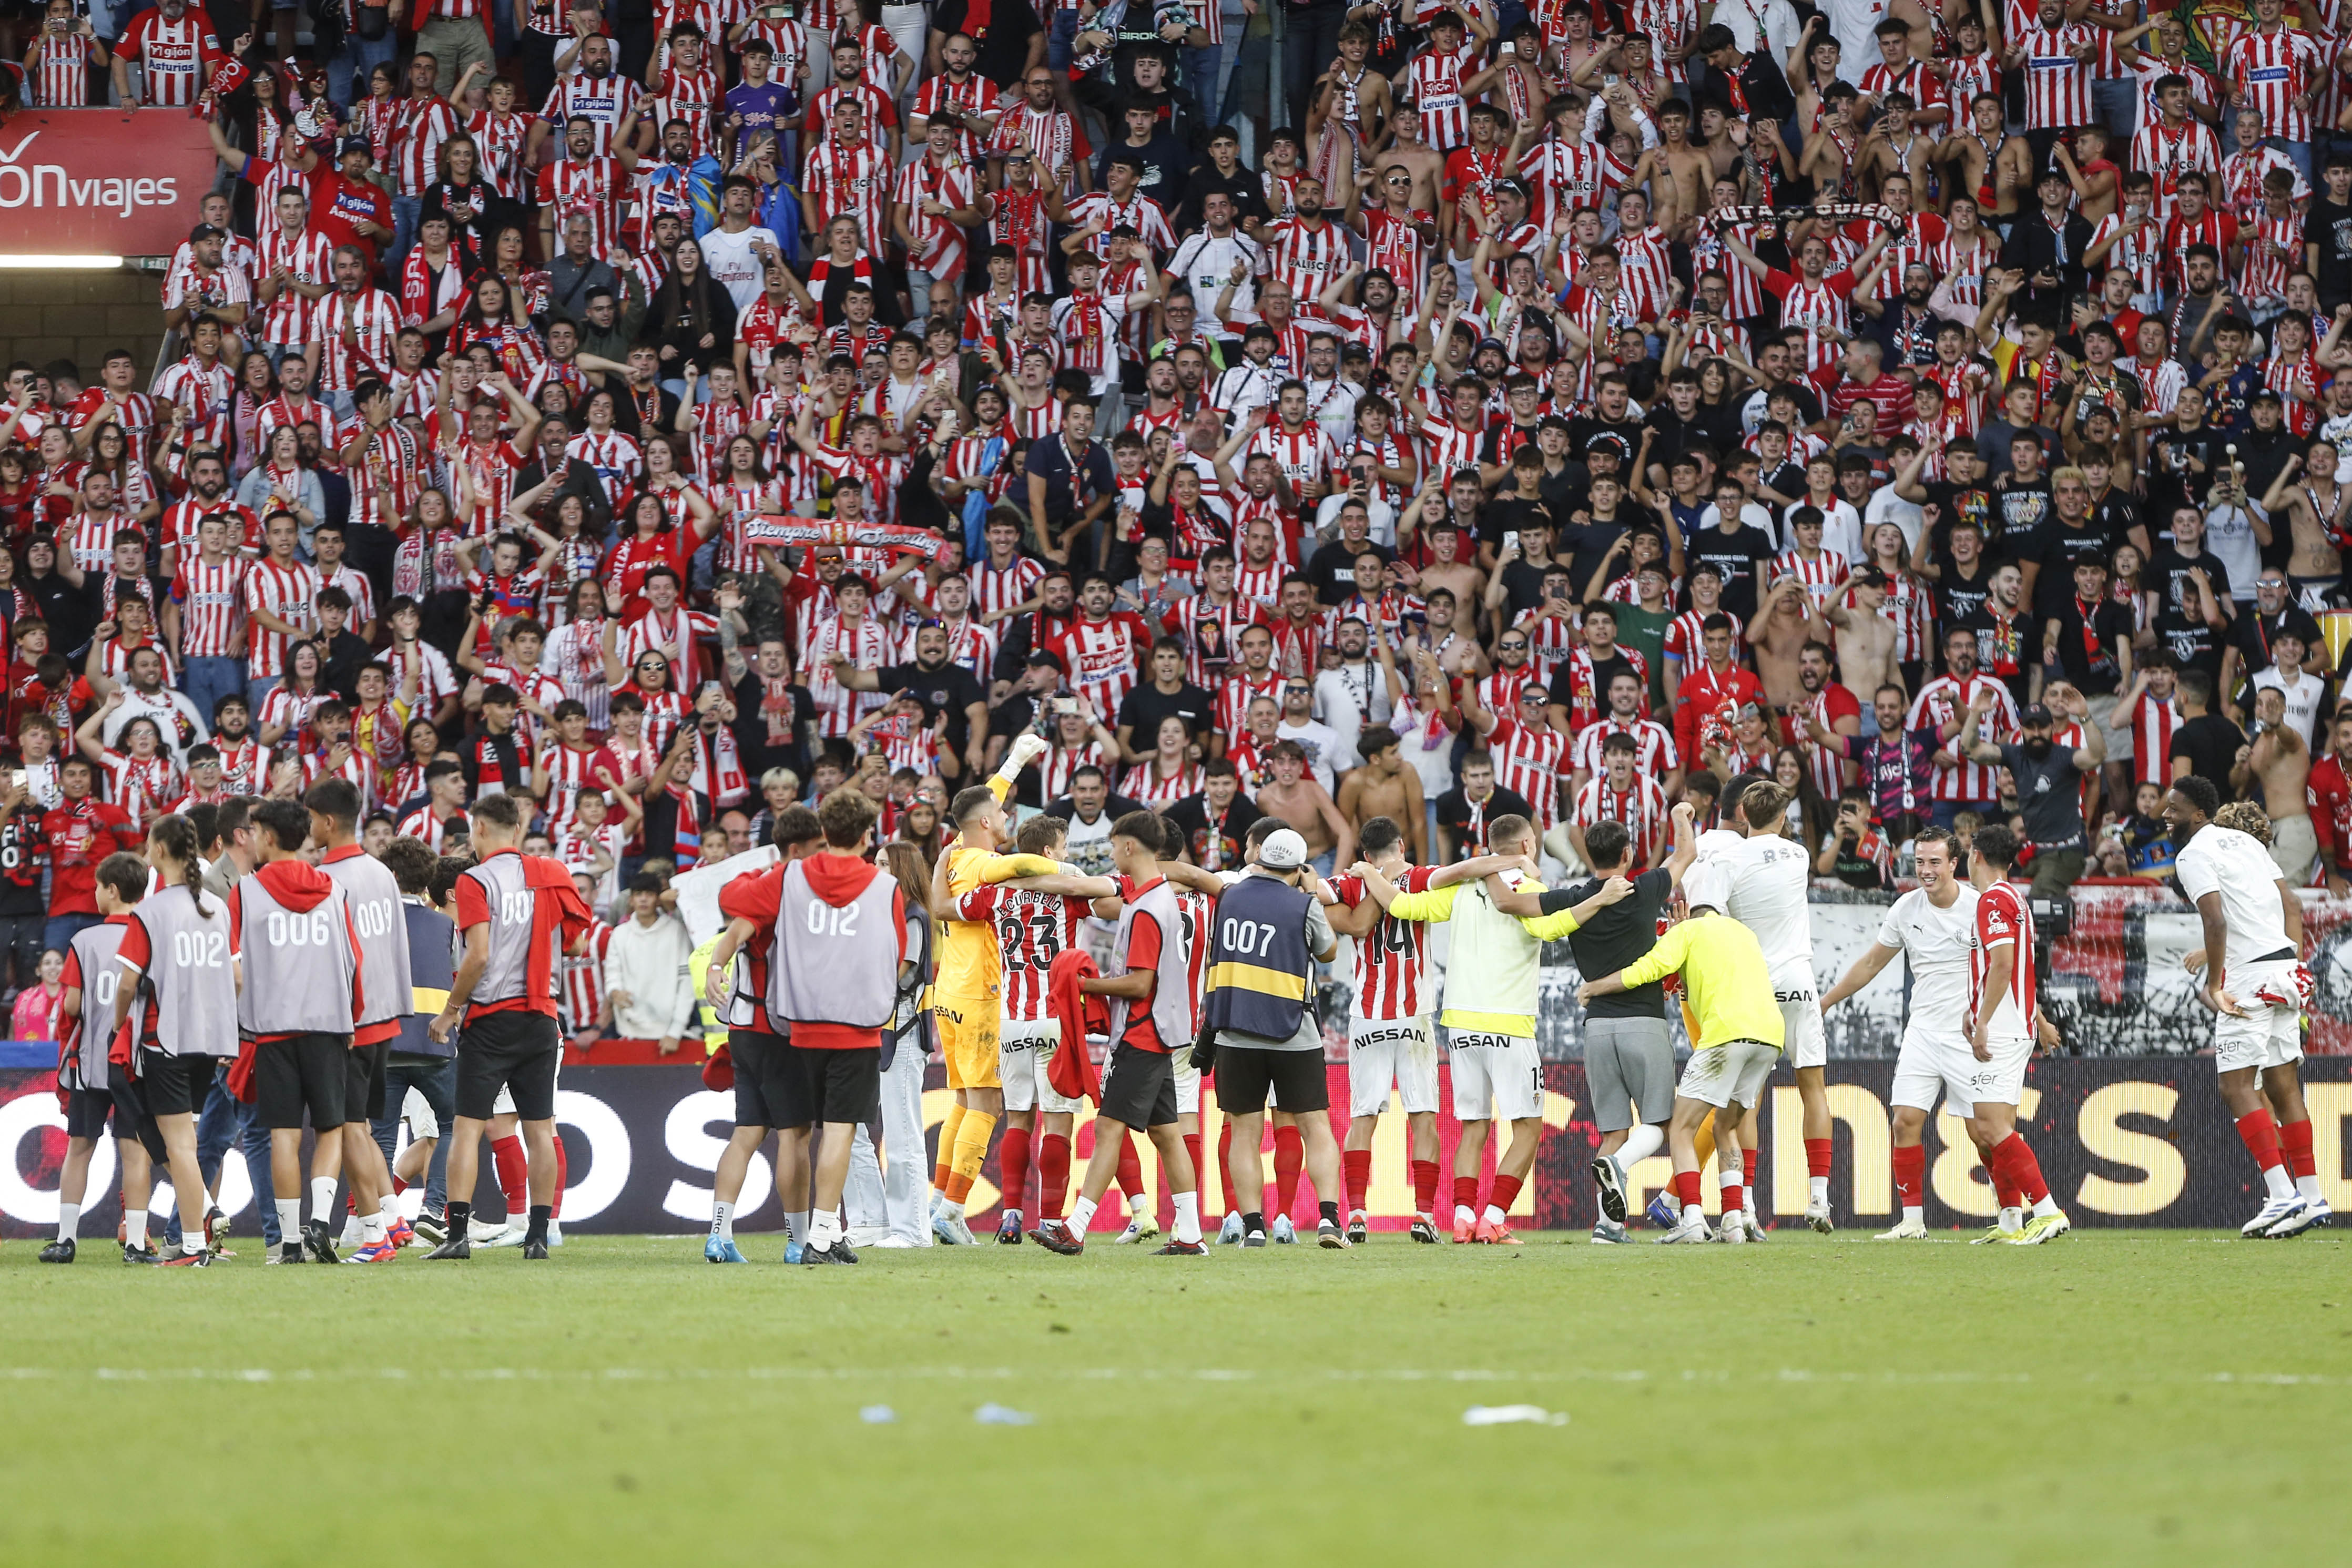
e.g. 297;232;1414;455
860;1406;897;1423
974;1403;1036;1425
1461;1405;1567;1427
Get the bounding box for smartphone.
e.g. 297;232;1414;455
1503;530;1520;554
7;771;23;790
1053;697;1078;716
1498;40;1514;56
1602;73;1620;88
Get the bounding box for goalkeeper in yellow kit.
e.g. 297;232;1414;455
1576;866;1784;1246
925;731;1104;1244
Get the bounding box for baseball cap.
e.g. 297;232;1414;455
189;222;225;242
338;135;372;158
2021;703;2054;727
1257;828;1310;869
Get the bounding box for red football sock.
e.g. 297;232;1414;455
1741;1147;1758;1195
1996;1185;2024;1210
1182;1133;1203;1197
2236;1108;2286;1174
1991;1133;2050;1207
2280;1116;2316;1180
1891;1144;1926;1209
1217;1122;1237;1210
1036;1134;1070;1221
1674;1169;1704;1210
1114;1131;1143;1203
1804;1137;1832;1178
391;1176;406;1196
1719;1176;1744;1217
551;1135;568;1219
1411;1159;1440;1215
1342;1148;1372;1212
1488;1172;1523;1215
1272;1125;1304;1216
1452;1174;1480;1215
491;1135;527;1223
997;1127;1031;1215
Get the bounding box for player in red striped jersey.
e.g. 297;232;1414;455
1327;817;1529;1243
953;814;1118;1242
1961;823;2070;1243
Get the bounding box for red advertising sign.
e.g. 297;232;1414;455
0;110;219;257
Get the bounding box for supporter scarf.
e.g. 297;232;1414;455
806;252;874;293
2074;596;2105;666
1067;291;1106;370
739;516;949;558
994;188;1044;255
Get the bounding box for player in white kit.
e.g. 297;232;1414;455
1702;778;1837;1235
1820;827;1989;1239
2168;783;2333;1238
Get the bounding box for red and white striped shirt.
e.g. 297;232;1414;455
1120;759;1203;807
536;156;625;256
314;288;401;392
1664;608;1745;671
1484;715;1568;829
1569;716;1678;778
1215;671;1282;739
1403;50;1472;150
258;681;327;744
2222;24;2325;141
390;94;459;198
170;556;246;659
466;108;535;200
802;137;892;249
955;884;1090;1023
541;72;639;155
397;807;468;853
1571;773;1672;867
2237;209;2302;302
910;71;997;160
254;226;334;348
893;152;981;278
560;920;613;1031
2125;687;2182;789
1969;879;2036;1036
566;429;643;507
1763;269;1861;376
1047;614;1152;718
1263;216;1352;305
803;615;889;738
33;29;88;107
345;421;422;533
102;750;183;827
1035;739;1115;802
536;741;622;832
113;10;216;106
1332;864;1437;1020
1907;673;2018;801
2130;116;2223;222
243;557;321;678
2016;23;2095;129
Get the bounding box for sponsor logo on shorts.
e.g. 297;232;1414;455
1449;1032;1518;1050
1351;1024;1422;1047
1775;989;1817;1005
933;1005;964;1024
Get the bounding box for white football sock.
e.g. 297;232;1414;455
2031;1195;2060;1218
1809;1175;1829;1205
340;1213;365;1247
56;1202;80;1243
1998;1206;2023;1233
308;1177;336;1224
183;1235;206;1257
1903;1206;1923;1225
940;1196;965;1220
378;1196;402;1229
784;1211;809;1246
1614;1124;1664;1170
1069;1195;1099;1235
1172;1191;1200;1244
1128;1191;1148;1218
2264;1165;2296;1202
710;1200;733;1239
275;1199;301;1244
362;1209;386;1243
2296;1174;2323;1202
125;1209;148;1249
1481;1204;1506;1226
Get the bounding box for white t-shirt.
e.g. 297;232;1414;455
698;225;785;311
1707;828;1816;980
1823;0;1893;86
1315;660;1392;770
1717;0;1803;57
1274;716;1342;795
2250;666;2323;747
2203;502;2261;601
2174;823;2294;974
1864;484;1925;559
1312;492;1399;547
1875;884;1980;1032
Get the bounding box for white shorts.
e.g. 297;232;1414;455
2214;958;2306;1075
1175;1051;1200;1115
1676;1038;1779;1111
1958;1032;2034;1110
997;1020;1083;1115
400;1085;440;1142
1890;1028;1976;1117
1348;1014;1439;1119
1775;973;1827;1071
1448;1029;1544;1122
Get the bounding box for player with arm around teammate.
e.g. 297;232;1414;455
1577;863;1783;1245
1488;801;1701;1244
1328;818;1532;1244
2167;782;2333;1238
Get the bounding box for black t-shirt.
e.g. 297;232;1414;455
0;805;44;917
1687;524;1778;621
2089;487;2143;553
875;660;988;751
1547;648;1638;711
1498;552;1565;617
1541;866;1673;1020
930;0;1044;87
2305;197;2352;301
2153;607;2226;683
1565;414;1642;469
730;674;819;781
1555;520;1632;597
1306;537;1396;604
1958;606;2033;705
1991;473;2054;563
2168;711;2245;794
1642;408;1710;476
2146;426;2224;517
2233;605;2324;677
1920;481;1998;571
2000;739;2089;846
1434;784;1534;857
2043;597;2134;693
2034;517;2112;613
2144;546;2231;620
1160;790;1265;868
1931;556;2003;633
1116;678;1216;744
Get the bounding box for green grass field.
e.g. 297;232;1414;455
2;1228;2347;1567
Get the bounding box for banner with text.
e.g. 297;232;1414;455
0;111;217;256
4;1058;2345;1237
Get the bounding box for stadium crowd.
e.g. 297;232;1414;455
3;0;2352;1245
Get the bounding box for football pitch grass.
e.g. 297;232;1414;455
2;1229;2347;1567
